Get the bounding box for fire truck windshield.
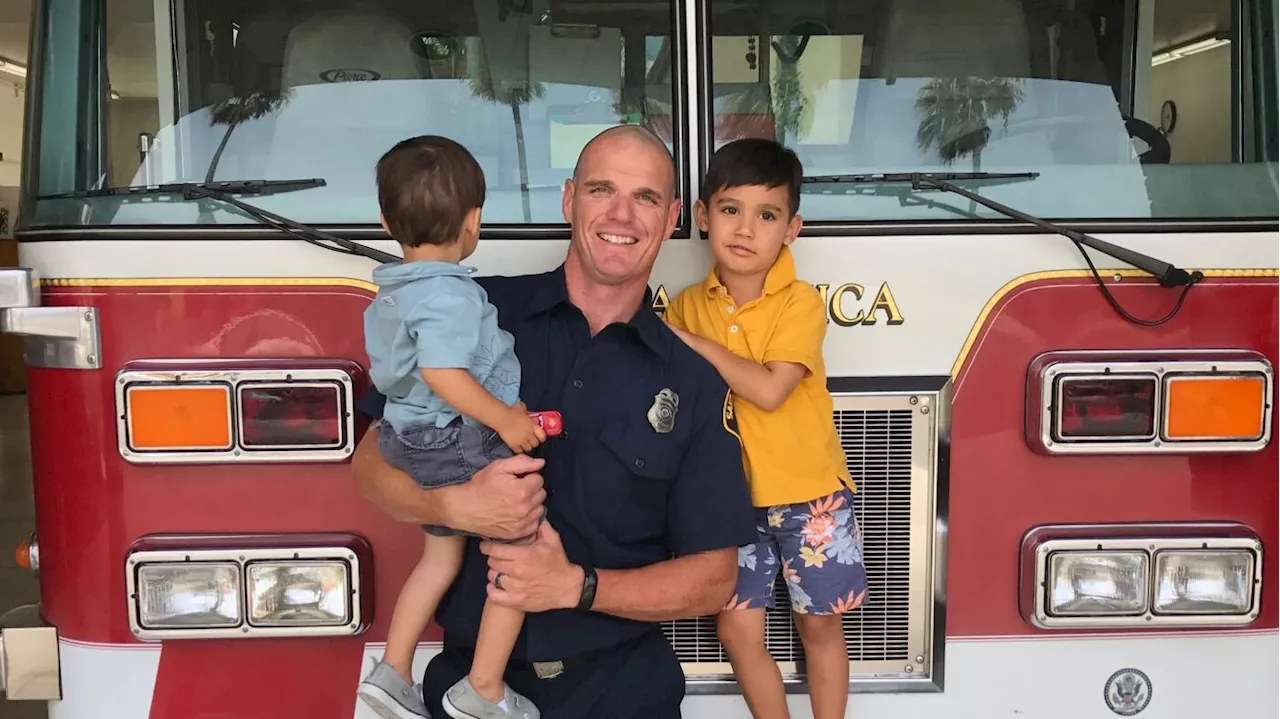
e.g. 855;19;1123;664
16;0;1278;232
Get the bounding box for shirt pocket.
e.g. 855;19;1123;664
593;415;683;544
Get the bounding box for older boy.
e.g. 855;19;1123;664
664;138;869;719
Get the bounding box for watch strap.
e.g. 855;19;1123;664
575;565;597;611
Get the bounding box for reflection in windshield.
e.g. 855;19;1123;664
22;0;1279;228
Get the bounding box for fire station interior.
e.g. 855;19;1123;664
0;0;1259;715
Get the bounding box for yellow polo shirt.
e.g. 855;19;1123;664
665;246;853;508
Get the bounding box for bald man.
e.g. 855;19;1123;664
353;125;758;719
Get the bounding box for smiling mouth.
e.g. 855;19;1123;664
599;232;638;246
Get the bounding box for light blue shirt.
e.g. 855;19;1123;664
364;260;522;433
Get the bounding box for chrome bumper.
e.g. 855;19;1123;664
0;605;60;701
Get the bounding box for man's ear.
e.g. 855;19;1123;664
693;200;710;233
664;197;682;241
561;179;576;224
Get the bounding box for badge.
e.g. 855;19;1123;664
647;388;679;433
1103;668;1151;716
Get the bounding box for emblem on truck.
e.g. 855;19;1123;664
1103;667;1152;716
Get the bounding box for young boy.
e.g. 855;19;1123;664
356;135;545;719
663;138;869;719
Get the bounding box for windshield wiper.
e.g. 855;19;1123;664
39;178;327;200
802;172;1203;326
38;178;399;265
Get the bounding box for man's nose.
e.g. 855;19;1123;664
605;195;635;222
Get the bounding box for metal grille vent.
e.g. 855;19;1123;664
661;393;934;679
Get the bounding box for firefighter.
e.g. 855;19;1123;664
353;124;759;719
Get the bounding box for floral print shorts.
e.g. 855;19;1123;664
724;485;869;616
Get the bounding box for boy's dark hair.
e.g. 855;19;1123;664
376;135;486;247
700;138;803;216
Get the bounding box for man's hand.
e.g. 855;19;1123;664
481;521;583;613
448;454;547;540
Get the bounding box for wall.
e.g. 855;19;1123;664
0;78;23;187
1148;45;1232;164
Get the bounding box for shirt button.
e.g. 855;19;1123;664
730;325;739;333
634;458;645;469
573;379;583;389
726;306;735;313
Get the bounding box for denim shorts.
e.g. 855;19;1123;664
378;417;515;539
724;485;870;616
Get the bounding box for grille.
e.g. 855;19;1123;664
661;393;933;675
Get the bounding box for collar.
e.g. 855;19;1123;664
523;264;669;357
703;244;798;299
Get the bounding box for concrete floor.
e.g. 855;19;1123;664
0;394;46;719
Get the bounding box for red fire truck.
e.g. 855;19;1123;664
0;0;1276;716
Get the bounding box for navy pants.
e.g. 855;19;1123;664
422;628;685;718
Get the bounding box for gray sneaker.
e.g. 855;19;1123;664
441;677;539;719
357;660;431;719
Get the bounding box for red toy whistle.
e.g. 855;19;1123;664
527;410;563;437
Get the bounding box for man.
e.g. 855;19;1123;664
352;125;759;718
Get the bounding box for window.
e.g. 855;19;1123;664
708;0;1277;223
25;0;680;228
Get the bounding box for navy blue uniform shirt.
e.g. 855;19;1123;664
357;263;758;661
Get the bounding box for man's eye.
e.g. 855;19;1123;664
722;207;737;215
760;211;775;221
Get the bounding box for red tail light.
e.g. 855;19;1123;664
240;383;343;448
1057;377;1156;440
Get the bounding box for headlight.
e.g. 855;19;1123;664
137;562;241;628
1154;550;1254;615
1029;534;1262;628
126;542;365;640
247;561;350;627
1047;551;1147;616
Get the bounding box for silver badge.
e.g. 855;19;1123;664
647;388;679;433
1103;668;1152;716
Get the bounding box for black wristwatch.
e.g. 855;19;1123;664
575;565;597;611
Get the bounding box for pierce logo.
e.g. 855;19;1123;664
319;68;382;83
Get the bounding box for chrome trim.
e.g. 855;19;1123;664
0;268;102;370
115;368;355;464
1038;359;1274;454
1032;536;1263;628
676;387;946;693
0;626;61;701
125;546;361;640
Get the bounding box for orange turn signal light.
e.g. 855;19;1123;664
14;541;31;570
1164;374;1268;441
125;384;234;451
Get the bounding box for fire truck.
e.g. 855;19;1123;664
0;0;1275;716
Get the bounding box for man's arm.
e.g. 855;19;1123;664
480;380;758;619
351;401;546;539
